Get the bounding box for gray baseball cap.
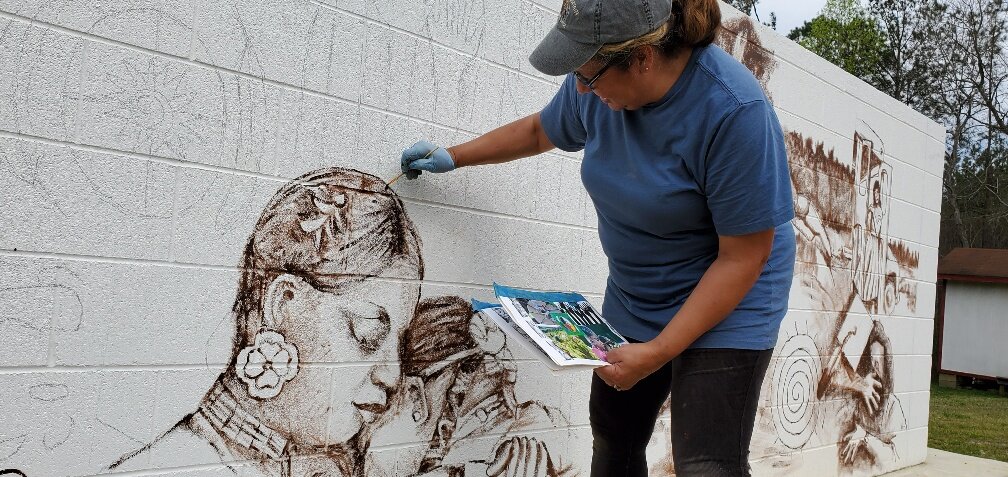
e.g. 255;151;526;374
530;0;673;76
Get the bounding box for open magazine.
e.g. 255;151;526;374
471;283;628;369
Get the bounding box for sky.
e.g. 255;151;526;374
752;0;829;35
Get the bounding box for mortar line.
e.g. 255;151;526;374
306;0;561;88
775;107;945;181
0;9;942;179
0;357;572;374
0;8;562;139
0;248;606;299
0;129;595;231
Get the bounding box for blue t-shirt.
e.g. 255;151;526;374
540;44;796;350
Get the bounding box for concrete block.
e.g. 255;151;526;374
274;92;384;178
859;103;926;173
49;260;236;367
77;42;221;163
92;369;160;470
937;372;957;388
0;137;174;260
923;136;947;178
916;246;940;284
193;0;367;103
152;367;224;431
788;261;860;316
215;74;285;174
923;171;943;214
299;5;369;99
360;23;438;124
0;0;946;473
920;210;941;250
878;317;915;356
914;281;937;321
912;318;936;357
0;255;66;367
363;108;441;178
0;19;84;142
911;355;932;393
841;72;937;148
479;0;526;71
0;371;101;476
892;355;918;395
886;156;926;212
512;360;583;426
905;390;931;431
2;0;193;58
174;168;283;266
78;42;283;174
336;0;527;76
193;0;311;81
139;465;245;477
886;199;923;246
903;426;929;466
766;59;829;131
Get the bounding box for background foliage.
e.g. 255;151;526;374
729;0;1008;255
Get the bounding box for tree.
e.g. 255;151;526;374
783;0;1008;253
788;0;888;81
868;0;949;117
723;0;777;29
724;0;757;14
936;0;1008;252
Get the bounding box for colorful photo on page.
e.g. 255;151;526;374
493;283;627;367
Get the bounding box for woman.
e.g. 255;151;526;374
400;0;795;476
109;168;424;477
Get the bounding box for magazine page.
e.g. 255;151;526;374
493;283;627;368
471;300;562;371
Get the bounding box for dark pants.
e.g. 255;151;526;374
589;347;774;477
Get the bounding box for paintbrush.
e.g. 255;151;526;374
388;147;438;186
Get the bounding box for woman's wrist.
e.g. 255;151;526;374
446;145;461;168
648;334;684;364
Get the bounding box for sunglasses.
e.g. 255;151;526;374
573;56;617;91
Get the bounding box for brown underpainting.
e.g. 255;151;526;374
105;168;573;477
94;17;922;477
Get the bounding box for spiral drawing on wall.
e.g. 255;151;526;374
772;333;821;450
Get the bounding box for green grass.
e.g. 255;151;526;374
928;384;1008;462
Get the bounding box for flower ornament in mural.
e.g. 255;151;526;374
236;330;300;399
300;186;348;253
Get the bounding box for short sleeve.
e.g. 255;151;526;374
539;75;587;152
703;100;794;236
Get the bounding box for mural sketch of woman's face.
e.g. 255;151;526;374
307;278;417;439
228;168;425;448
258;272;420;447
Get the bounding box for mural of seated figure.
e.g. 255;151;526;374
832;320;906;473
108;168;425;476
370;295;575;477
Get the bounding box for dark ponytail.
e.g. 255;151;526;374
598;0;721;62
661;0;721;55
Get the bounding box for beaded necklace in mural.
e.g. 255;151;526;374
197;382;356;477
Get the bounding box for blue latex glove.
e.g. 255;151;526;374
401;140;456;179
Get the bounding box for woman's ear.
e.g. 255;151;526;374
405;375;429;423
264;273;307;329
636;47;654;73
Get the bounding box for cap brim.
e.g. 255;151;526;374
529;26;601;76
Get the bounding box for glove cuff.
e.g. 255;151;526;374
443;147;458;170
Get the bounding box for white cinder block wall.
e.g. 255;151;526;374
0;1;943;476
